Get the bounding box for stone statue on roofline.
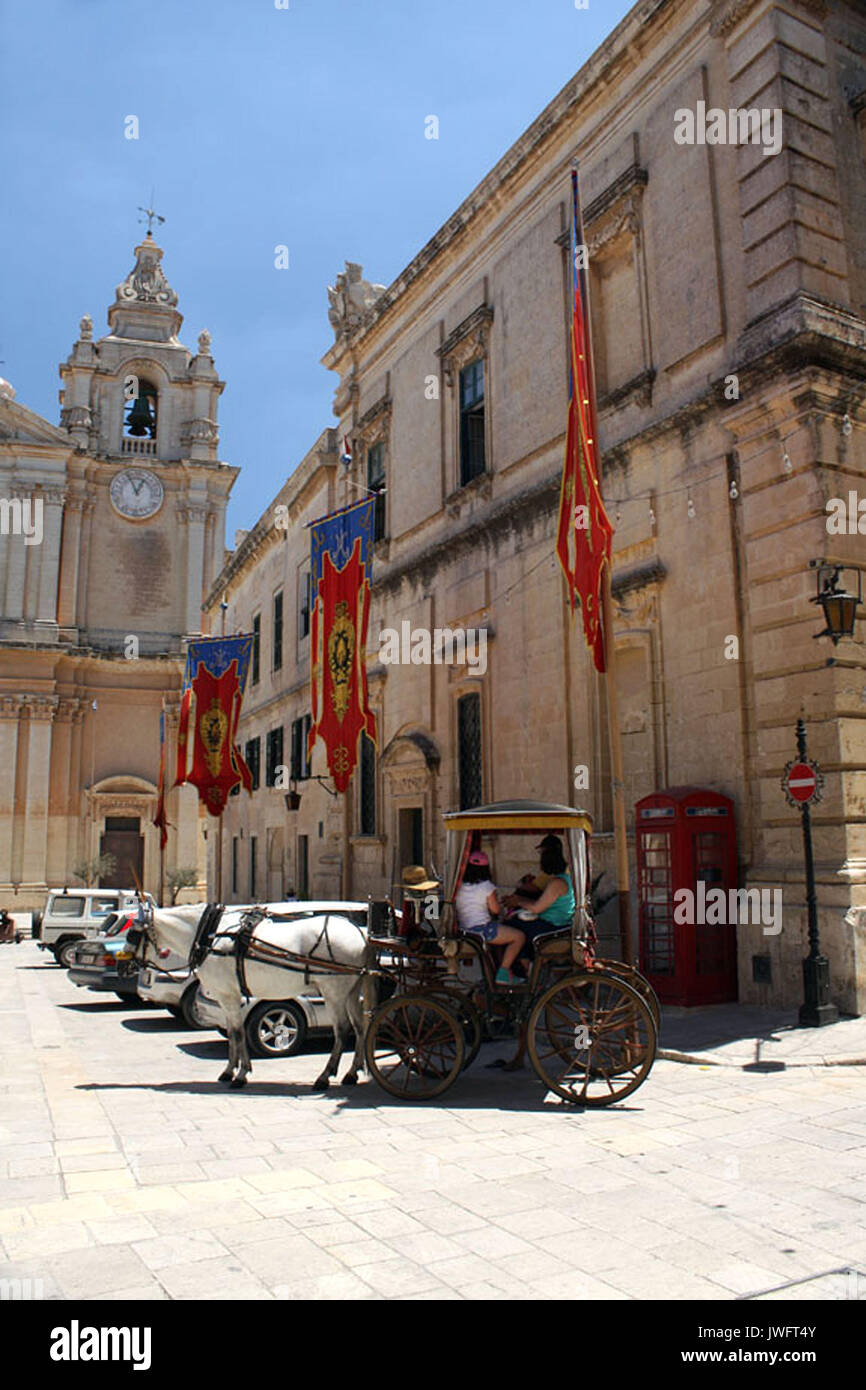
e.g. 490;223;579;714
327;261;386;339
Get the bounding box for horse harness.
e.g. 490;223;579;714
189;904;370;1001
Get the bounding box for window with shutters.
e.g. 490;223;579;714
367;442;386;542
298;571;311;643
272;590;283;672
265;727;284;787
251;613;261;685
290;715;311;780
250;836;258;898
457;692;483;810
244;737;261;792
359;733;376;836
459;360;485;486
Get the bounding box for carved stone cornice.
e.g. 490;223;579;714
710;0;826;36
181;418;219;445
20;695;59;722
178;504;210;525
56;698;84;724
599;368;656;414
0;695;23;719
611;557;667;603
92;793;156;813
436;305;494;388
61;405;92;431
40;488;67;508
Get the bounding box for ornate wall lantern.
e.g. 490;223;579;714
811;562;861;645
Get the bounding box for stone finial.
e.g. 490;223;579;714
0;377;15;401
79;314;93;341
327;261;386;339
197;328;212;355
115;236;178;308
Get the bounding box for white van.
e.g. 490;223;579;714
37;888;153;967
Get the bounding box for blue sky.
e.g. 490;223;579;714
1;0;634;535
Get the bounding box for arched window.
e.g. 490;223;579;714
124;379;158;439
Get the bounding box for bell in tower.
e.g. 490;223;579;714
125;384;157;438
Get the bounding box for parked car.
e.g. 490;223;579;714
137;961;204;1028
193;985;331;1058
37;887;154;968
66;913;142;1000
192;899;371;1057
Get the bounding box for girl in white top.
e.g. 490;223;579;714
454;851;525;985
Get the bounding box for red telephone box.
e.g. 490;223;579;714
636;787;738;1006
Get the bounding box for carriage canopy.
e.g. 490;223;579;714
441;799;593;938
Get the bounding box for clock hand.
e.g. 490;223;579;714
130;479;145;496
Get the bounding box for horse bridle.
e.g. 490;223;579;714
125;900;157;971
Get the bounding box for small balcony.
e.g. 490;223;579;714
121;437;158;458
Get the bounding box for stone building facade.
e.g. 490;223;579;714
0;234;237;905
208;0;866;1012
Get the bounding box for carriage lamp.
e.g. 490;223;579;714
284;781;302;812
811;562;862;645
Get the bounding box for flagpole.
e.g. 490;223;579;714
215;601;228;902
572;159;633;966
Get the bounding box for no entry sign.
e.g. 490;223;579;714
782;758;823;807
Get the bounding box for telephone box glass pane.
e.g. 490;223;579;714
639;831;674;975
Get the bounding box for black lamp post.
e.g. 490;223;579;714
811;562;861;644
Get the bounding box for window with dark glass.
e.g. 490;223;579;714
459;359;486;486
272;590;283;672
367;441;386;542
250;837;257;898
457;692;482;810
359;733;376;836
251;613;261;685
299;571;311;642
244;737;261;792
232;837;239;894
265;726;284;787
290;714;311;780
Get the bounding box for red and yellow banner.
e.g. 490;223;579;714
556;167;614;673
308;499;377;793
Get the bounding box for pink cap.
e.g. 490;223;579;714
468;850;489;867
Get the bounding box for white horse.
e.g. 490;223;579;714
136;903;371;1090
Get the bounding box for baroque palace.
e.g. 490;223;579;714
204;0;865;1013
0;233;236;902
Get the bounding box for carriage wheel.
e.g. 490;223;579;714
528;972;656;1107
365;994;465;1100
593;960;661;1032
423;989;482;1070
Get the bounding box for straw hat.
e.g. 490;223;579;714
401;865;439;892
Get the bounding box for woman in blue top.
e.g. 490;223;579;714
504;844;576;960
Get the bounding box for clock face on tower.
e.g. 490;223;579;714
109;467;164;520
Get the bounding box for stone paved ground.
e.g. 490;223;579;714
1;942;865;1301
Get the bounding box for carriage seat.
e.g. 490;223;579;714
532;928;572;958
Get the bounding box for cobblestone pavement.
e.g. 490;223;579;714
1;943;865;1302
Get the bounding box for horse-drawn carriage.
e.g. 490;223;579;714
362;799;659;1105
131;799;659;1105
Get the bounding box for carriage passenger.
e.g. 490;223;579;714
454;851;524;986
503;841;576;967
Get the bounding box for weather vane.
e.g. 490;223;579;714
138;193;165;235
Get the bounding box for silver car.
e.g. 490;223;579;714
192;899;370;1058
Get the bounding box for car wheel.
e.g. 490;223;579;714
56;939;82;969
179;984;206;1030
245;1001;307;1059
